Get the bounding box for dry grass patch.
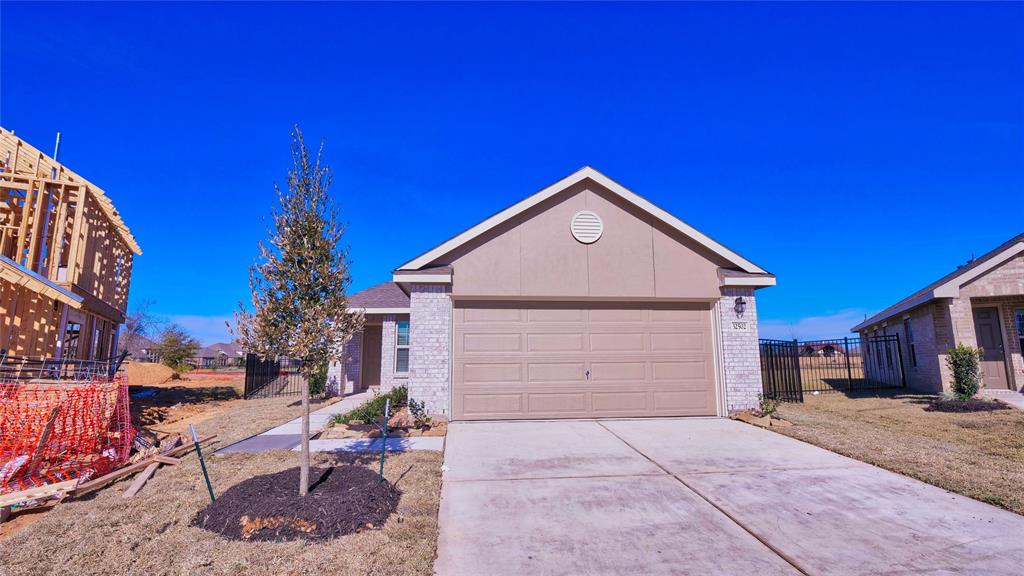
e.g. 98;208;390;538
1;450;442;576
775;391;1024;514
1;390;441;575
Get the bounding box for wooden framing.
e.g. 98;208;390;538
0;127;140;358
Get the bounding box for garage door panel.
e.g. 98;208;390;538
453;302;717;420
527;333;584;352
462;362;522;383
650;332;707;352
590;332;645;352
652;360;710;381
527;362;586;382
463;332;522;353
527;392;588;414
654;390;715;412
590;361;646;381
461;393;524;416
592;391;648;413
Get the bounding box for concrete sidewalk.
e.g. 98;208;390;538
216;390;374;454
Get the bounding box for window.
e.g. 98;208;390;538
904;319;917;368
1016;309;1024;355
395;321;410;373
63;322;81;359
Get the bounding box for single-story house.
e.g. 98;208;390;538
328;167;776;420
852;233;1024;394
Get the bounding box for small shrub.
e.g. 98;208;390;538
332;385;408;425
408;398;432;429
307;362;328;397
946;343;983;400
758;393;781;417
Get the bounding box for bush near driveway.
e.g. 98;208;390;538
774;391;1024;515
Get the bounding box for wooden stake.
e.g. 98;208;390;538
122;462;159;498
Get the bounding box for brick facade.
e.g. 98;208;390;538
861;254;1024;393
719;287;762;413
409;284;452;416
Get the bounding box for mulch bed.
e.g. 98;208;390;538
192;464;401;542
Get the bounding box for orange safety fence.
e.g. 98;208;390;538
0;374;134;495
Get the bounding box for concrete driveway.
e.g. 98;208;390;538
436;418;1024;576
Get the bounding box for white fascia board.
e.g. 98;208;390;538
392;273;452;284
933;241;1024;297
397;167;767;274
851;291;936;333
722;276;777;287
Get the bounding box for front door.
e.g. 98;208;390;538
361;325;383;390
972;307;1010;390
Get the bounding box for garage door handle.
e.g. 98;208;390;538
585;370;591;380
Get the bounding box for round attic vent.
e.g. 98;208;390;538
570;210;603;244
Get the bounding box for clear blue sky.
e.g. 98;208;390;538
2;2;1021;344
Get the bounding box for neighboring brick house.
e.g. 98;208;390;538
852;233;1024;395
330;167;775;419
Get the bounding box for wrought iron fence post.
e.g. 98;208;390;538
791;340;804;402
844;336;853;386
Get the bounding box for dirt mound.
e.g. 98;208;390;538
126;362;176;386
192;465;400;542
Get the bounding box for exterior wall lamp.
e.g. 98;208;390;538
734;296;747;318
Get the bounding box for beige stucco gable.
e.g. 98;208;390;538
428;179;733;300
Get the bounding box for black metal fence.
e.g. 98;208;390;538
243;354;315;399
760;335;905;402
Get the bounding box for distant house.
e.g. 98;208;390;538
194;342;245;368
800;342;845;358
120;334;159;362
852;233;1024;394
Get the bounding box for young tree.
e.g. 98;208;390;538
234;126;363;496
157;324;199;370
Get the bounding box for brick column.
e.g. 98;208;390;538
719;287;762;413
380;315;405;392
328;329;362;396
409;283;452;416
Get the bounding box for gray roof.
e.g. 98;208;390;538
348;282;410;309
197;341;245;358
852;232;1024;332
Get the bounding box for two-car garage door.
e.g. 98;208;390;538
452;302;718;420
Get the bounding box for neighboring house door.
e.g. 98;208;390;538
972;307;1010;390
361;325;383;391
451;302;717;420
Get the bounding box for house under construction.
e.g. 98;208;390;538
0;127;141;360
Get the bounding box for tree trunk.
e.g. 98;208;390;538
299;376;310;496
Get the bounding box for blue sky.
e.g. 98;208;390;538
2;2;1021;344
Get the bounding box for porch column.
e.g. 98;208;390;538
719;287;762;413
409;283;452;416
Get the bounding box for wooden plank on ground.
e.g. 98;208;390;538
122;463;159;498
153;455;181;466
0;479;78;508
71;435;216;496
